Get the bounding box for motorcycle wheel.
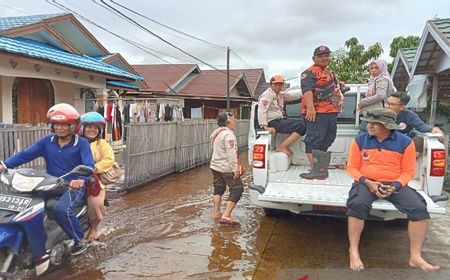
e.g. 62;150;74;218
0;248;19;279
50;242;69;266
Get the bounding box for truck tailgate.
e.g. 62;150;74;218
259;182;446;215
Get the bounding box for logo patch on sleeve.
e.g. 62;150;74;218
228;140;235;148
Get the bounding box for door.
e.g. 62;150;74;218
15;78;53;125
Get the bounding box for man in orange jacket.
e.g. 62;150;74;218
346;108;440;272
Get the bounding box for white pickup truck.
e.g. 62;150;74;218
248;85;448;220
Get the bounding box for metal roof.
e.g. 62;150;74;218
0;13;65;31
107;80;139;90
0;36;142;80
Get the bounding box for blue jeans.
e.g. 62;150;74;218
52;186;86;243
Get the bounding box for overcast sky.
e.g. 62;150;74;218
1;0;450;84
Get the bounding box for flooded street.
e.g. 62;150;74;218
20;151;450;280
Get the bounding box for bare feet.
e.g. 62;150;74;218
349;248;364;271
219;216;240;225
212;211;222;219
409;257;440;272
86;229;98;242
276;146;293;157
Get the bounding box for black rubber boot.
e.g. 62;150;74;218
300;150;331;180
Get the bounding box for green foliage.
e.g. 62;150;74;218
329;37;383;83
387;35;421;73
430;99;450;122
389;36;421;58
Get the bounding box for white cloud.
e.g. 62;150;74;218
0;0;449;81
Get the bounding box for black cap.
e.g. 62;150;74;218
313;45;331;56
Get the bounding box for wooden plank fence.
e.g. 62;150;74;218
0;126;50;169
124;119;249;190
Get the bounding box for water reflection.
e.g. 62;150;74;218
208;227;244;273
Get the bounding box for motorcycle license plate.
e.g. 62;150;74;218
0;194;32;212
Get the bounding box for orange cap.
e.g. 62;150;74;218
270;75;285;84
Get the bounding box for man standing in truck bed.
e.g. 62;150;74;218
346;108;440;272
300;45;344;180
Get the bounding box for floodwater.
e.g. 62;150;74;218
20;151;450;280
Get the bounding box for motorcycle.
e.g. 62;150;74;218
0;165;92;279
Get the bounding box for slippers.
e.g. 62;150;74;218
219;217;240;225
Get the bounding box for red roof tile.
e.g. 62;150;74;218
132;64;199;92
178;69;251;98
229;68;265;97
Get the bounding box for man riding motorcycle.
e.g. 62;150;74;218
0;103;94;272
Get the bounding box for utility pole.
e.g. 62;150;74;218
226;47;230;111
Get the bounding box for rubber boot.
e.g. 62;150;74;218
300;150;331;180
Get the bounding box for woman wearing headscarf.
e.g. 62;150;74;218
80;112;115;242
358;59;396;132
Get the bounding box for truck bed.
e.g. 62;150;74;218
261;165;444;215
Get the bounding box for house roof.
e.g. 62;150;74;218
107;80;139;90
229;68;265;96
391;47;418;91
411;19;450;75
97;53;150;90
133;64;199;92
409;18;450;94
177;69;251;98
0;36;142;80
0;13;64;31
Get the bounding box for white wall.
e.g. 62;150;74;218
0;54;109;123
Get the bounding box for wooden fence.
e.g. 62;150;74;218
0;126;50;169
124;119;249;190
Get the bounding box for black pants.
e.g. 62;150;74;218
303;113;337;153
346;182;429;221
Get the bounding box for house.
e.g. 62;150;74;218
0;13;144;125
133;64;267;119
391;18;450;127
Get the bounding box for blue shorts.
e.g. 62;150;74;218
346;182;430;221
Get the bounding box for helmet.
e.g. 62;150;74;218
270;75;285;84
47;103;79;125
80;112;106;127
80;112;105;138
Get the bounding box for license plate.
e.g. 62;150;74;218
0;194;32;212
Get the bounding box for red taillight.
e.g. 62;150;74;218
253;144;266;168
430;149;446;176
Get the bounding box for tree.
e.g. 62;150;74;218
329;37;383;83
387;35;421;72
389;36;421;59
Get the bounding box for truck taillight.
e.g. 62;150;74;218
253;144;266;168
430;149;446;176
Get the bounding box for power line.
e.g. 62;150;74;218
230;49;253;69
109;0;226;50
90;0;201;45
97;0;229;75
0;3;31;15
50;1;253;88
47;0;194;66
59;0;196;63
108;0;254;71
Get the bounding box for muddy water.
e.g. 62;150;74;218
21;151;450;280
